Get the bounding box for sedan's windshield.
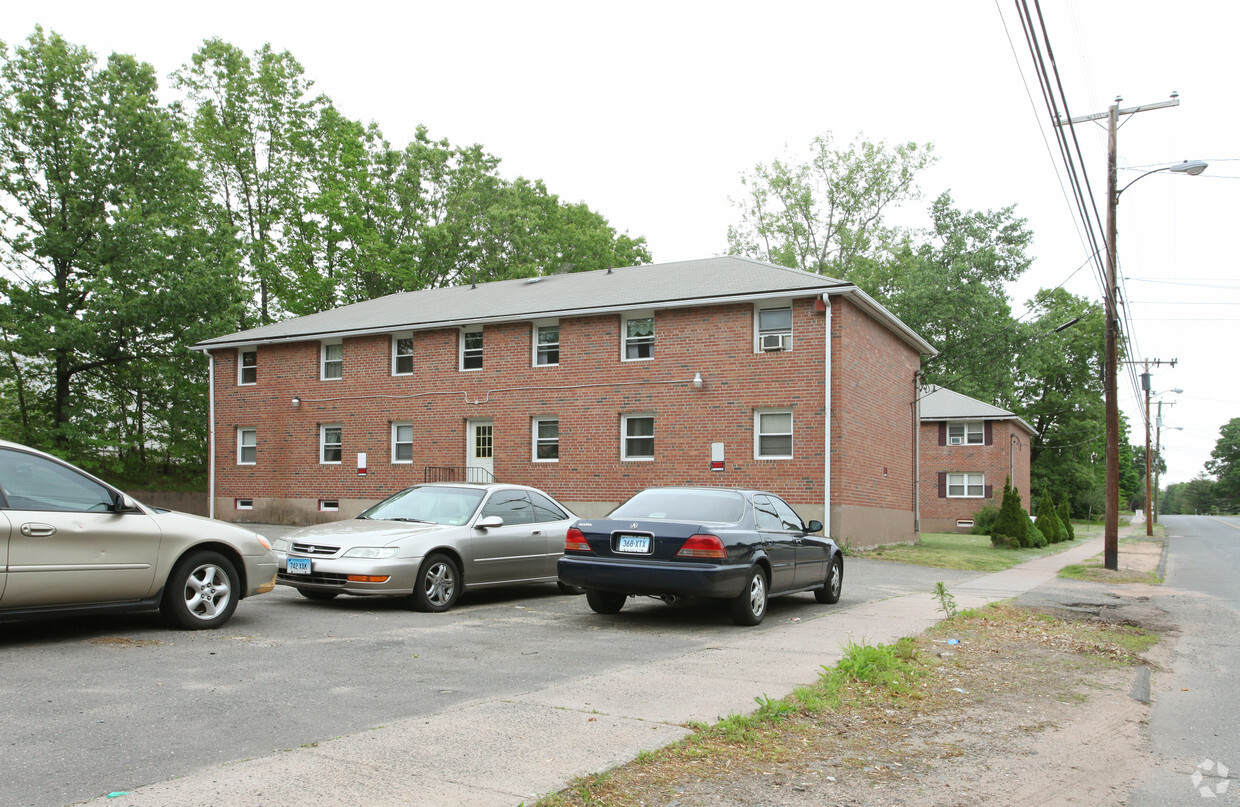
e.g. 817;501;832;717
610;489;746;523
360;486;485;526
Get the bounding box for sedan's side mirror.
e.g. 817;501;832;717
806;520;824;534
113;493;140;513
474;515;503;530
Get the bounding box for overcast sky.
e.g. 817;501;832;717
4;1;1236;487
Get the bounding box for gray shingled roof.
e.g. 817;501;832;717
193;255;935;354
920;384;1035;435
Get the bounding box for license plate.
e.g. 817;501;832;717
286;557;312;575
616;535;651;554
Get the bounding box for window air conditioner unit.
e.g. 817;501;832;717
760;333;790;352
949;436;963;445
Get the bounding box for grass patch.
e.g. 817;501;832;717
859;524;1097;572
532;602;1156;807
1058;563;1161;585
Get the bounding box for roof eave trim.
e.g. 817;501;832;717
826;286;938;356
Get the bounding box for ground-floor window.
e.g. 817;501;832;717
947;472;985;498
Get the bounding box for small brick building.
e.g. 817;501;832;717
917;385;1034;533
194;257;938;548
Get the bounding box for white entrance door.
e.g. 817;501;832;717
466;419;494;482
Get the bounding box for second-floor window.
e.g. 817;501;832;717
755;305;793;352
393;336;414;375
238;349;257;385
623;315;654;361
461;329;483;370
948;422;984;445
322;343;343;380
534;322;559;366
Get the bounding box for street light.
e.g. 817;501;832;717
1144;385;1182;536
1105;154;1206;568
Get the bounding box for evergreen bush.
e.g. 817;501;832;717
1058;497;1075;541
970;504;1000;536
990;477;1029;548
1025;510;1047;547
1035;494;1063;544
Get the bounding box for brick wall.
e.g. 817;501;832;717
210;294;925;546
918;419;1032;532
829;301;922;546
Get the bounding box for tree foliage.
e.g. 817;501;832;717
1035;493;1063;544
1206;417;1240;508
0;28;244;473
0;29;650;481
728;131;934;275
990;477;1028;549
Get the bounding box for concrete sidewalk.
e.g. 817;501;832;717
83;536;1112;807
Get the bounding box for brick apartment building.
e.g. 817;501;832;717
194;256;937;548
917;384;1035;533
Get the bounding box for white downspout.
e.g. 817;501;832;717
207;352;216;519
822;294;832;538
913;370;922;535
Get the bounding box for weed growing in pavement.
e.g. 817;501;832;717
933;581;958;617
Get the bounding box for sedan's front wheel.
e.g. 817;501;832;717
161;550;239;630
730;566;768;626
815;555;843;604
585;589;626;614
410;553;460;613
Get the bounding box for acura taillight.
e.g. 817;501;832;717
675;534;727;559
565;527;591;553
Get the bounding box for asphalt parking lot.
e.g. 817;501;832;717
1;546;966;807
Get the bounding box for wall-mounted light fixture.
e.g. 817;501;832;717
692;372;703;389
291;396;301;408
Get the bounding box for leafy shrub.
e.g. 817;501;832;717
1025;510;1047;547
970;504;1000;536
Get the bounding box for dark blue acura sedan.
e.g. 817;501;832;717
557;486;843;626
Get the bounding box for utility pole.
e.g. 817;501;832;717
1058;93;1181;571
1139;359;1176;536
1154;398;1178;527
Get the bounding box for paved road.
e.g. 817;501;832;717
0;541;966;807
1130;514;1240;804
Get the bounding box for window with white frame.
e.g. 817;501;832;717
321;342;343;380
755;410;793;459
622;314;654;361
237;428;257;465
238;349;257;385
319;499;339;512
621;414;654;460
461;328;483;370
533;417;559;461
392;422;413;463
392;335;414;375
755;304;793;352
320;424;342;464
948;421;984;445
534;321;559;366
947;473;985;498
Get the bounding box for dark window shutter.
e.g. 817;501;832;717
938;423;947;446
985;484;994;498
984;421;994;446
938;472;947;498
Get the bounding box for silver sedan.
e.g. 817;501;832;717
273;483;582;612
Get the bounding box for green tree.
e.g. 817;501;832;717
728;131;934;275
862;192;1033;405
990;477;1028;549
0;29;243;468
1057;495;1075;540
1035;493;1063;543
1206;417;1240;509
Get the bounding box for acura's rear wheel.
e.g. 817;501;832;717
297;588;340;601
585;589;626;614
730;566;768;626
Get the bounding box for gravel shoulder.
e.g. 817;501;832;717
537;540;1169;807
